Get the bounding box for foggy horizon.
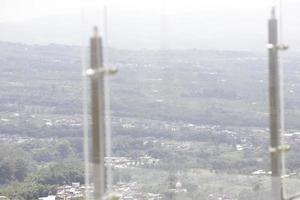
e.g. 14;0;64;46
0;0;299;52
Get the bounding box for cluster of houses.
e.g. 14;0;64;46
0;134;33;144
37;181;163;200
43;118;82;128
0;112;82;128
106;156;159;169
38;182;86;200
111;182;162;200
251;169;272;176
207;193;235;200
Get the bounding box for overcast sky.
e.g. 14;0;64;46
0;0;299;51
0;0;277;22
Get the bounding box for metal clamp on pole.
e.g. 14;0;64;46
86;68;118;77
267;44;289;51
269;145;290;153
281;173;297;179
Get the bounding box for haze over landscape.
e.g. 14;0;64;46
0;0;300;51
1;0;300;199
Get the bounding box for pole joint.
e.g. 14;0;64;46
85;67;118;78
269;145;290;153
267;44;289;51
281;173;297;179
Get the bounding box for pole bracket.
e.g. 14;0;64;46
269;145;290;153
267;44;289;51
85;67;118;78
281;173;297;179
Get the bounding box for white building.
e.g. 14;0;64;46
38;195;56;200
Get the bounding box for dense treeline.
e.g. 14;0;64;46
0;141;84;200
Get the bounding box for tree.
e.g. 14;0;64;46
55;140;72;159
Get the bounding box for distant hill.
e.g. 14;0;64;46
0;12;269;51
1;41;300;128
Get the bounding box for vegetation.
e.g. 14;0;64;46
0;142;84;200
1;42;300;199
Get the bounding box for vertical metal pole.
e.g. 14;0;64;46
90;27;106;199
268;7;284;200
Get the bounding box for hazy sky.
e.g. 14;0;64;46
0;0;300;51
0;0;278;22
